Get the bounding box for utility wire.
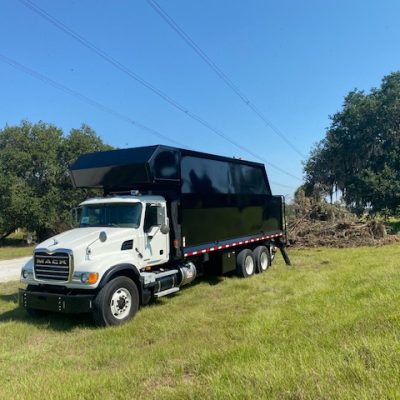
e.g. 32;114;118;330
146;0;305;159
270;182;297;190
0;54;296;191
0;54;185;147
18;0;301;182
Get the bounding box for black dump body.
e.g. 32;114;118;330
70;145;285;259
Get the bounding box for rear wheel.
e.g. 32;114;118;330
254;246;270;273
236;249;255;278
93;276;139;327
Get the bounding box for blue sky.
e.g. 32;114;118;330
1;0;400;198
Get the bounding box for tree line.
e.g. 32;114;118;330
303;72;400;216
0;121;112;241
3;71;399;244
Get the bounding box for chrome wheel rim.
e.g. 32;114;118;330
260;252;269;271
245;255;254;275
110;288;132;320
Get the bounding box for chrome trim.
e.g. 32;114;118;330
33;248;74;283
34;255;69;259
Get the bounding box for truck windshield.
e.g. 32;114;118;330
79;203;142;228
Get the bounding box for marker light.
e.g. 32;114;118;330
87;272;99;284
81;272;99;284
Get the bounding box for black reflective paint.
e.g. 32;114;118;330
181;194;282;246
181;156;269;195
69;145;283;255
70;145;180;188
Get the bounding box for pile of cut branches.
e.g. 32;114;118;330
287;200;399;248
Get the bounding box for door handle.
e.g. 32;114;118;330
135;248;143;258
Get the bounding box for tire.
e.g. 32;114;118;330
254;246;271;273
93;276;139;327
236;249;255;278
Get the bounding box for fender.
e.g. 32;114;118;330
97;263;152;305
98;263;141;289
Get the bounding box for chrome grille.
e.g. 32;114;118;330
34;251;71;282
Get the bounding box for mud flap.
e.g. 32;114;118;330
275;238;292;266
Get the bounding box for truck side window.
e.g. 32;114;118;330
144;204;164;232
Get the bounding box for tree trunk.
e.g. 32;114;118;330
0;229;16;241
36;227;56;242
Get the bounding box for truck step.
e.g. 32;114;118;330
154;269;179;279
154;287;180;298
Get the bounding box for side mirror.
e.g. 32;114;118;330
160;224;170;234
99;231;107;242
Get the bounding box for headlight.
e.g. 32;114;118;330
21;258;34;280
80;272;99;284
21;269;33;279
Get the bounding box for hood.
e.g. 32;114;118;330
32;226;141;286
36;227;136;256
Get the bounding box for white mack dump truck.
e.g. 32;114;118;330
19;146;290;326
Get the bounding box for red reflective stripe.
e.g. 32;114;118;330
184;233;283;257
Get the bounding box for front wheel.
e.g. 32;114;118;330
93;276;139;327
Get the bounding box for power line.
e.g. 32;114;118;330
18;0;302;182
0;55;296;191
0;54;185;148
0;53;297;190
270;181;298;190
146;0;305;159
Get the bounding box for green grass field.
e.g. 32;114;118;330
0;245;34;260
0;233;34;260
1;245;400;399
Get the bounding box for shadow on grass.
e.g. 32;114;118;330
0;307;95;331
0;288;95;330
0;292;19;303
193;274;225;287
0;275;225;331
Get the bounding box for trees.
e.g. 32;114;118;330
304;72;400;215
0;121;112;240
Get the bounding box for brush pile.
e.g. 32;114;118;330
287;193;399;248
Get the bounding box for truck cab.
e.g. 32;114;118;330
76;196;170;270
20;195;178;326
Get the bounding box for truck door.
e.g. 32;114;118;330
143;203;170;266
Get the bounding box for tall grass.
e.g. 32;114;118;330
0;245;399;399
